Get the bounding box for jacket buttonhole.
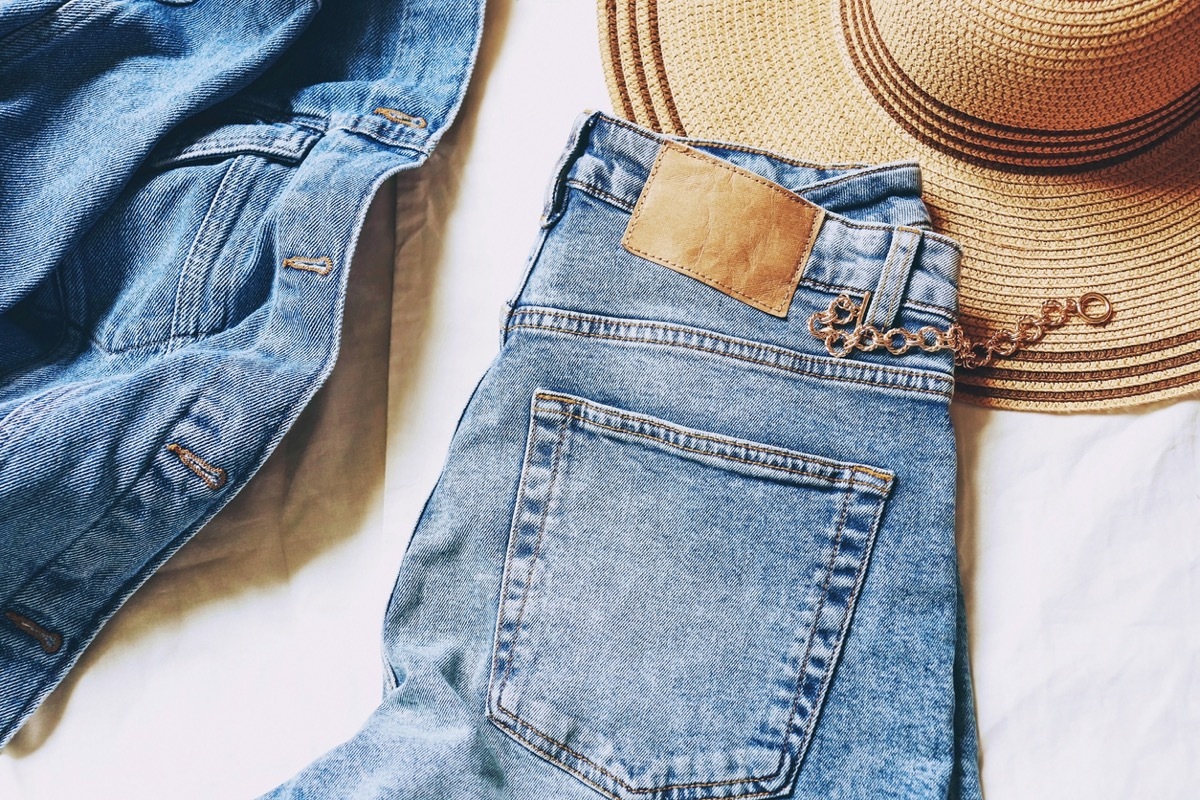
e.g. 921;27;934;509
166;443;228;491
373;107;427;129
283;256;335;276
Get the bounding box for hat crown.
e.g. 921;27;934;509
870;0;1200;132
843;0;1200;169
601;0;1200;408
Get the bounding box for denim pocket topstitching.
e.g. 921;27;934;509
488;390;894;800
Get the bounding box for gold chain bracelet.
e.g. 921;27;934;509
807;291;1113;369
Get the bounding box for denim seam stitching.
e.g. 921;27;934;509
490;393;876;796
487;718;627;800
554;397;886;483
768;482;854;790
878;229;920;328
223;99;329;133
797;276;866;296
905;297;957;316
150;141;307;168
511;308;943;383
600;113;868;173
168;157;241;346
673;144;929;201
222;101;429;153
506;323;947;397
44;313;162;357
545;408;881;490
494;409;572;712
791;485;892;774
533;398;890;487
506;310;952;396
342;126;428;156
492;476;860;797
796;279;954;319
676;138;872;170
794;163;920;193
564;179;635;212
487;400;548;704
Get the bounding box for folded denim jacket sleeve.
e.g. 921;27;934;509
263;112;982;800
0;0;485;748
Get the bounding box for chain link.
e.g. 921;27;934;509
807;291;1113;369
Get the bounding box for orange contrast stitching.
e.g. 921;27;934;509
504;310;951;397
495;411;572;713
514;308;941;383
492;427;866;794
488;405;549;709
493;712;793;799
532;395;890;485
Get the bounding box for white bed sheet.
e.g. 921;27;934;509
1;2;1196;797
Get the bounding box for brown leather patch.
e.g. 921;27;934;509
622;141;825;317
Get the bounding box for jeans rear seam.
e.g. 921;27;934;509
506;315;952;399
509;308;950;384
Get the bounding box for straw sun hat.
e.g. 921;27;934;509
598;0;1200;411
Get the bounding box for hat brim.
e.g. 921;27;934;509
599;0;1200;411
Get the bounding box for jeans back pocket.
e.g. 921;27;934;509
488;391;895;800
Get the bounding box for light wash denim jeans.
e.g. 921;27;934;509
0;0;483;748
267;112;982;799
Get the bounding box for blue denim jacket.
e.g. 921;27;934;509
0;0;484;748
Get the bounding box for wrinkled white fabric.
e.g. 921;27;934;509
0;2;1196;797
955;401;1200;798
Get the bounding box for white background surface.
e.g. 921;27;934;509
2;2;1197;797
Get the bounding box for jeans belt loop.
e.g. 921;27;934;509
865;225;922;329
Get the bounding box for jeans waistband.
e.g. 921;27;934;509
509;112;963;399
564;113;960;317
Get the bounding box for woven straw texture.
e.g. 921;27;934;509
598;0;1200;411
